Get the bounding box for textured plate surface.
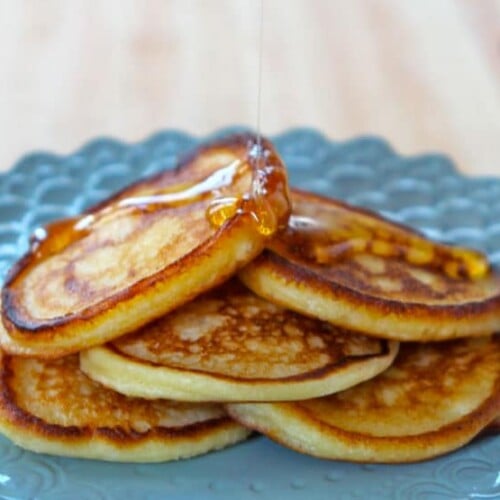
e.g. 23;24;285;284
0;128;499;499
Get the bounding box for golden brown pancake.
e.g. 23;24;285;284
227;336;500;463
1;134;290;357
0;351;250;462
80;280;398;402
240;190;500;341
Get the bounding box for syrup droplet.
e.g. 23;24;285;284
205;139;290;236
250;195;278;236
206;196;242;228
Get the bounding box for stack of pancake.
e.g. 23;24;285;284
0;134;499;463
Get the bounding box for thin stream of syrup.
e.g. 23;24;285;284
255;0;265;152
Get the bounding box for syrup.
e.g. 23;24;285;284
29;216;91;259
25;137;290;267
118;158;246;212
207;141;289;236
274;213;489;280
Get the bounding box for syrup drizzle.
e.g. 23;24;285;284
29;159;247;257
273;213;489;280
117;159;245;212
28;138;290;265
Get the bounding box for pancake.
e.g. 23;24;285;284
227;336;500;463
484;415;500;434
1;134;291;357
239;190;500;341
0;351;250;462
80;280;398;402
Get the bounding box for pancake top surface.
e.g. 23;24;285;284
227;335;500;462
17;207;211;320
273;190;498;305
1;134;290;356
112;280;386;380
5;354;225;432
319;253;499;305
297;336;500;437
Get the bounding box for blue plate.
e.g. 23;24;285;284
0;128;499;500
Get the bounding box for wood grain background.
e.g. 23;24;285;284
0;0;499;175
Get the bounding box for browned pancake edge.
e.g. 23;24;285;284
227;337;500;463
79;279;398;402
0;351;250;462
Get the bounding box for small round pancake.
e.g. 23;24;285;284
80;280;398;402
240;190;500;341
0;351;250;462
1;134;290;357
227;336;500;463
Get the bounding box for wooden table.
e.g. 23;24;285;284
0;0;499;175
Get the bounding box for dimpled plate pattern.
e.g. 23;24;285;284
0;128;499;500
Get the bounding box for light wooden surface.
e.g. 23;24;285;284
0;0;499;175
